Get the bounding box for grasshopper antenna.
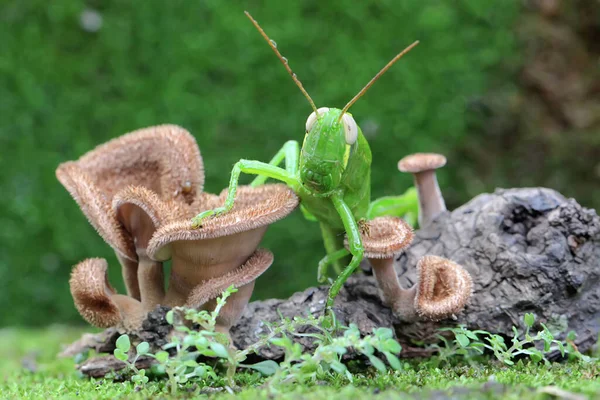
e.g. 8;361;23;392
339;40;420;120
245;11;319;114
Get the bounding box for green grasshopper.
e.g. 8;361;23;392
192;11;418;324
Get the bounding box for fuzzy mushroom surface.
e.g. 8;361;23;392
414;255;473;320
398;153;447;227
345;216;472;321
56;125;205;300
146;184;299;333
69;258;146;332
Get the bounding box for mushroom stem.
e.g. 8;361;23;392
137;255;165;312
116;253;141;300
369;257;418;321
413;170;446;227
111;294;148;332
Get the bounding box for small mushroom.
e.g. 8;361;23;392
147;184;298;334
414;255;473;320
56;125;204;300
348;217;472;321
69;258;146;331
397;153;447;227
346;216;415;318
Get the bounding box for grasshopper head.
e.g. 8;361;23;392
299;107;358;195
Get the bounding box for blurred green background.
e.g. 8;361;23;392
1;0;598;326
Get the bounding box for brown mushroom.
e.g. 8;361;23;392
397;153;447;227
348;217;472;321
346;217;415;318
56;125;204;301
112;186;221;311
147;184;298;333
69;258;146;331
414;255;473;320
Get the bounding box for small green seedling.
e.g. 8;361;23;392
192;11;419;326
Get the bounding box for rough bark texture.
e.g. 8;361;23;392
72;187;600;374
231;188;600;359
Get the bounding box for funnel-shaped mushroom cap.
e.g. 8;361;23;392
57;165;134;259
398;153;446;173
147;184;298;307
148;184;299;261
56;125;204;260
113;186;222;236
415;255;473;320
64;125;204;202
346;216;414;258
69;258;145;331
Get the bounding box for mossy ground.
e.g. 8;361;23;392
1;326;599;399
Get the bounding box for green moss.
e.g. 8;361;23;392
0;0;520;325
1;327;599;399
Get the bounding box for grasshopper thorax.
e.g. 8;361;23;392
299;108;358;195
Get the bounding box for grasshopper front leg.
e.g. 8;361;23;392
191;159;300;228
251;140;299;186
323;193;364;327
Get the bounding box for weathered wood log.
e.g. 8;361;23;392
232;188;600;359
71;187;600;374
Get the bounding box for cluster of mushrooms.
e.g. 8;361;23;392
57;125;472;340
356;153;472;322
57;125;298;336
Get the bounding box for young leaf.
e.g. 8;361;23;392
116;335;131;352
154;351;170;363
247;360;280;376
193;365;207;378
383;351;402;370
136;342;150;356
373;327;393;340
368;355;387;373
270;336;293;349
209;342;230;359
524;313;535;328
329;360;347;375
114;349;128;362
166;310;174;325
382;338;402;354
455;333;470;347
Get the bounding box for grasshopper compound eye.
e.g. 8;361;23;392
305;107;330;132
341;114;358;145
